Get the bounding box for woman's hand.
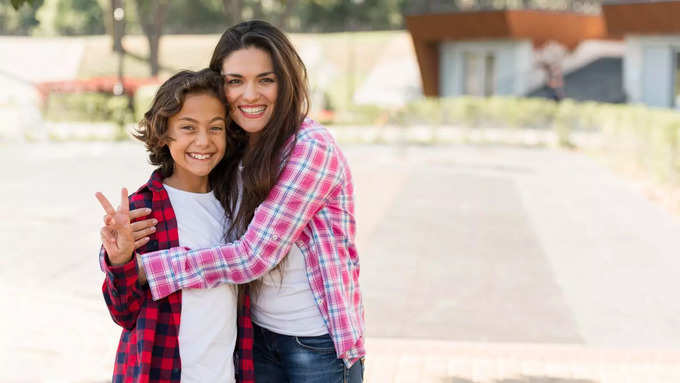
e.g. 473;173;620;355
95;188;136;266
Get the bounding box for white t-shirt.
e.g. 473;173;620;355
164;184;237;383
251;244;328;337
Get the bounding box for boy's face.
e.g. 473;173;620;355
166;92;227;187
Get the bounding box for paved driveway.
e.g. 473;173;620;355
1;142;679;382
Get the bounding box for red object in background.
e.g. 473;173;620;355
314;109;335;124
35;77;160;101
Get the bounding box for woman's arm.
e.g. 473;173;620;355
141;135;344;301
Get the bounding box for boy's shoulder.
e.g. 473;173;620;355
128;169;165;210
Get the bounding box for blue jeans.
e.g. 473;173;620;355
253;323;364;383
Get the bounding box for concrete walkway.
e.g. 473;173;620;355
1;141;680;382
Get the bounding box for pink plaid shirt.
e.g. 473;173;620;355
141;118;365;367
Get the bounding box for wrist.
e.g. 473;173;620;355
136;253;148;285
108;253;134;267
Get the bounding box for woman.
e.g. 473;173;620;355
107;20;365;382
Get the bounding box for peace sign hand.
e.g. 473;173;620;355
95;188;135;266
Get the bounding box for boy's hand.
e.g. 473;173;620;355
95;188;136;266
103;208;157;251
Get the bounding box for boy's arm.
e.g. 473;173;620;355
97;189;155;329
100;247;146;330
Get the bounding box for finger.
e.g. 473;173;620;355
130;207;152;220
95;192;116;215
103;213;116;225
130;218;157;233
133;226;156;241
120;188;130;214
100;227;116;244
134;237;150;250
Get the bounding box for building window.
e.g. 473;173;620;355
463;52;495;96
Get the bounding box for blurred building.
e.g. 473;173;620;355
406;0;680;108
603;0;680;108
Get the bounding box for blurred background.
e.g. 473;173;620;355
3;0;680;382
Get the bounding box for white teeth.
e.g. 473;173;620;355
189;153;211;160
240;106;266;114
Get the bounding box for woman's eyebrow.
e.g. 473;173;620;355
224;72;275;77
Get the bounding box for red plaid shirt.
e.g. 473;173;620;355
100;170;254;383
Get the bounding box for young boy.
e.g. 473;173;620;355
95;69;253;383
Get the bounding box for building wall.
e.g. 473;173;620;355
439;39;533;98
624;35;680;108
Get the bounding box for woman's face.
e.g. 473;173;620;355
221;47;278;142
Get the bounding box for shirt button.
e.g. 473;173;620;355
272;234;280;241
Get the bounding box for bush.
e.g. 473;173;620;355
44;92;136;123
44;92;112;122
390;96;680;185
134;84;160;122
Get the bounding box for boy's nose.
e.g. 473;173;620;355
194;130;210;146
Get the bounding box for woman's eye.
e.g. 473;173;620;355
180;125;194;131
210;126;224;131
261;77;275;84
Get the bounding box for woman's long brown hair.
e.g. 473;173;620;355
209;20;310;291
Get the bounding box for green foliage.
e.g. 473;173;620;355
8;0;411;36
165;0;226;34
133;84;160;122
34;0;104;35
293;0;405;32
45;92;134;122
332;104;386;125
390;96;680;185
0;0;43;34
10;0;38;10
45;92;111;121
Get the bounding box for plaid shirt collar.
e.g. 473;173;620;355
144;168;166;192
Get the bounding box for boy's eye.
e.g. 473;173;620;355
260;77;275;84
226;78;241;85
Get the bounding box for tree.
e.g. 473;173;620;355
109;0;125;52
0;0;43;34
277;0;298;31
34;0;105;36
10;0;37;10
223;0;243;27
133;0;169;76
